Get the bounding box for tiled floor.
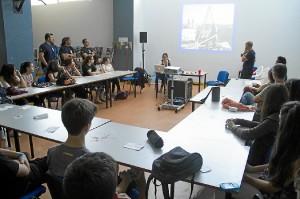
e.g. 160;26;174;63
6;81;205;199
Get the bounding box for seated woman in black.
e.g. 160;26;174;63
244;101;300;199
225;84;289;166
156;53;171;93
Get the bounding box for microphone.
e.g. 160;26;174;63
147;130;164;149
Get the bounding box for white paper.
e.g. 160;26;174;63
124;142;144;151
44;126;59;133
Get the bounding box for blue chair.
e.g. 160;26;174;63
120;72;140;94
19;185;46;199
206;71;229;86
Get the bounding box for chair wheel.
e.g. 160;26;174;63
157;107;160;111
175;109;178;113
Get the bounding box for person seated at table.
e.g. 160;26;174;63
225;84;289;166
252;63;287;122
82;55;105;103
240;68;274;105
64;58;88;99
242;101;300;199
156;53;171;93
80;38;95;60
64;152;131;199
20;61;44;106
46;59;66;83
285;78;300;101
0;148;48;199
0;63;28;105
101;57;121;96
46;98;97;198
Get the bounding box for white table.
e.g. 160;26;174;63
9;70;136;108
0;104;110;157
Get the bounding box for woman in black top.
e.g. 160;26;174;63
156;53;171;93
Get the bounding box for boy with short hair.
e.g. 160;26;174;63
64;152;120;199
47;98;97;177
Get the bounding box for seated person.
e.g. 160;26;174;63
285;78;300;101
64;152;130;199
81;55;105;103
0;63;28;105
20;61;44;106
46;98;97;198
46;59;66;83
64;58;88;99
101;57;121;95
155;53;171;93
243;101;300;199
226;84;288;166
80;38;95;60
0;148;47;199
240;68;274;105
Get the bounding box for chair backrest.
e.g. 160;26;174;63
217;71;229;84
19;185;46;199
38;76;46;83
46;170;64;199
252;65;264;79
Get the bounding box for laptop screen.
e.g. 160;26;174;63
154;64;165;73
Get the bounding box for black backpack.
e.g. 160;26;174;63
145;146;203;199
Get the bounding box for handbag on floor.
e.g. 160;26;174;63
145;146;203;199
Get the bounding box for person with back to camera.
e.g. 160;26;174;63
241;101;300;199
63;152;131;199
155;53;171;93
226;84;289;166
240;41;255;79
46;98;97;198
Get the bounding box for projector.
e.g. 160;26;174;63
164;66;181;75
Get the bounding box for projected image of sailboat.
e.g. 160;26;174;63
180;4;234;52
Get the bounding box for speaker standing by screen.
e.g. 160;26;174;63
140;32;147;43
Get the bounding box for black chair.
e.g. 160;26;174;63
46;170;64;199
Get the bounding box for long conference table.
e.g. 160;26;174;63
8;70;136;108
0;78;255;198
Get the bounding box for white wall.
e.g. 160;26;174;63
31;0;113;49
133;0;300;80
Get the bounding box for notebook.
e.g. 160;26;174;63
154;64;165;73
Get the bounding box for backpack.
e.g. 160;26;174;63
0;87;13;104
145;146;203;199
114;91;128;100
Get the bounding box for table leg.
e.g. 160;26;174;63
105;80;109;108
29;135;35;158
134;78;137;98
204;74;207;88
192;102;195;112
109;79;112;108
13;130;20;152
198;75;201;93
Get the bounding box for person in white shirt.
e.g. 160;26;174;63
101;57;121;95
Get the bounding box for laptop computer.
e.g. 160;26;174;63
154;64;165;73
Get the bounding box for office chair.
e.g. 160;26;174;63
206;70;229;86
120;71;140;94
19;185;46;199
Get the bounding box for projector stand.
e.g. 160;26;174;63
157;74;185;113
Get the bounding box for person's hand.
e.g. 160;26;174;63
245;163;253;173
15;70;22;77
18;153;30;169
225;119;236;130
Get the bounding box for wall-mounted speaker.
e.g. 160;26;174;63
140;32;147;43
